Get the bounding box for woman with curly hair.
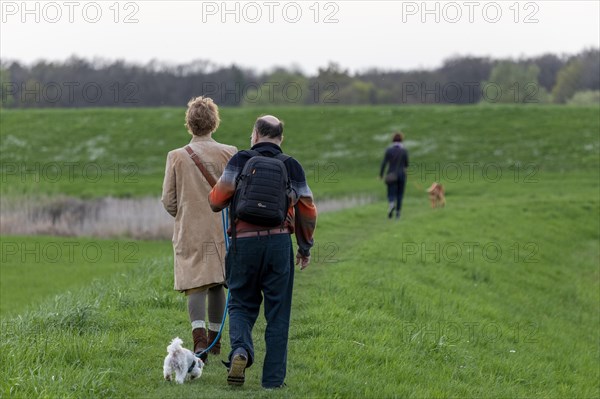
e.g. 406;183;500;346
161;96;237;362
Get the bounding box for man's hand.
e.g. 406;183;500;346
295;252;311;270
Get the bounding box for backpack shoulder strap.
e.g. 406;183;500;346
243;150;261;158
274;154;292;186
185;145;217;188
274;153;291;162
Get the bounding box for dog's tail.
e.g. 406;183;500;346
167;337;184;354
427;182;439;193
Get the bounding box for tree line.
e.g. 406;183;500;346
1;49;598;108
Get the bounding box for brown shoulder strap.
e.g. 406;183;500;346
185;145;217;188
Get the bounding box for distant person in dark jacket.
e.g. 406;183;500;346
379;132;409;219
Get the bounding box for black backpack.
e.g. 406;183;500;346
231;150;292;227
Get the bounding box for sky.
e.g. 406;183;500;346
1;0;599;74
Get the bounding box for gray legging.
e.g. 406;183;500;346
187;285;226;330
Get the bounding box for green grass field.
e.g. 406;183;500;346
0;105;598;398
1;105;598;198
0;237;171;317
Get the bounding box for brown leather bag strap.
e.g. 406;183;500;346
185;145;217;188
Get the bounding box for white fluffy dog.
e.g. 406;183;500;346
163;337;204;384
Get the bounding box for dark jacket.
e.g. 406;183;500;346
380;143;409;179
209;142;317;257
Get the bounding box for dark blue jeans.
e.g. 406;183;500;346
225;233;294;388
387;175;407;213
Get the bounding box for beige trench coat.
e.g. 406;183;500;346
161;135;237;291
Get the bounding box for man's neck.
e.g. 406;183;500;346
255;138;282;146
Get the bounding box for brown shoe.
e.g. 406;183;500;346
208;329;222;355
192;328;208;362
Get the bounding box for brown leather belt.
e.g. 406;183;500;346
236;228;291;238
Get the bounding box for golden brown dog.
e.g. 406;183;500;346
427;182;446;208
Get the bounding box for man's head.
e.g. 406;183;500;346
185;96;220;136
251;115;284;146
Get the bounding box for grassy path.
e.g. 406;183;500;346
1;104;598;397
1;173;598;397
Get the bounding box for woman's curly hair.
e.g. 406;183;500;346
185;96;220;136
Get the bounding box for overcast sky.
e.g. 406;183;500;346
1;1;599;73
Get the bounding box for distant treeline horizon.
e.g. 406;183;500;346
1;48;598;108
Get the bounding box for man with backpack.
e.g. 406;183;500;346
208;115;317;389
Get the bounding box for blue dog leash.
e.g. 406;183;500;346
196;209;231;359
